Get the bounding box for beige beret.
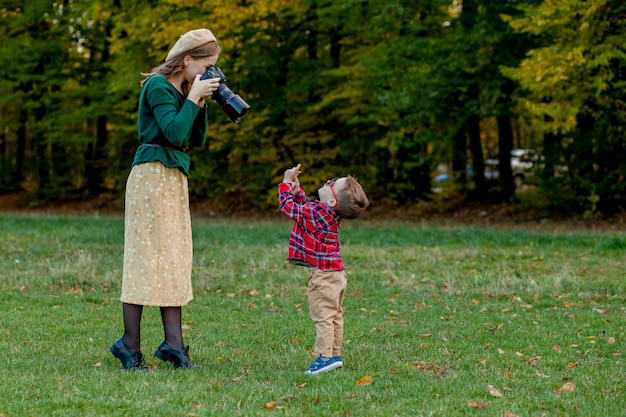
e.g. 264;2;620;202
165;28;217;62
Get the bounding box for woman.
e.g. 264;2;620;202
110;28;222;370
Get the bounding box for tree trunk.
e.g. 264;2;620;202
496;79;516;200
14;109;27;188
452;127;467;186
468;110;485;195
497;114;515;200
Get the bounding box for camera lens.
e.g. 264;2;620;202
200;68;250;123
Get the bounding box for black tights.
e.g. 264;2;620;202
122;303;184;352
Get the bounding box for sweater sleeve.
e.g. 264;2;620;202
143;76;203;148
278;183;317;231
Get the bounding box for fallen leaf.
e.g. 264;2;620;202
476;359;487;367
555;382;575;393
525;356;541;366
355;375;374;386
263;401;278;409
567;362;579;369
468;401;491;409
607;337;616;345
488;385;504;398
92;361;102;367
504;411;520;417
498;348;505;355
553;345;561;352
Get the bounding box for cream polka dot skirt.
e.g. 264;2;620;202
121;162;193;306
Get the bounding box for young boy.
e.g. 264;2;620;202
278;164;370;375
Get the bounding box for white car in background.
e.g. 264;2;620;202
474;149;539;183
432;148;541;191
510;148;539;177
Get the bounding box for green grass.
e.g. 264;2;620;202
0;213;624;416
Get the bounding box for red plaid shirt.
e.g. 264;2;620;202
278;182;344;271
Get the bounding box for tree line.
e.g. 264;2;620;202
1;0;624;216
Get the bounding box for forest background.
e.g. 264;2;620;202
0;0;625;219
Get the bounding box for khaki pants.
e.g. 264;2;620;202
308;268;347;358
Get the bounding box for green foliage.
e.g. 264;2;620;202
0;0;625;214
501;0;626;215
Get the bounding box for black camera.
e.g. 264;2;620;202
200;67;250;123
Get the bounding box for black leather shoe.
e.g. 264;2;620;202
154;341;196;369
110;337;148;370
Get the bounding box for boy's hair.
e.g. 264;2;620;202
335;176;370;219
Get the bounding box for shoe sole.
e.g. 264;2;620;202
305;361;343;375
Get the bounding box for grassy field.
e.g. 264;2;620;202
0;213;624;416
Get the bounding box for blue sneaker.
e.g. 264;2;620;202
305;355;343;375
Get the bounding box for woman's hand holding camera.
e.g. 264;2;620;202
188;75;221;106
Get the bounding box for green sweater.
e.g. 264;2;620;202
133;74;208;176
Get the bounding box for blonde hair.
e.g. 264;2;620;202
140;41;221;96
335;176;370;219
